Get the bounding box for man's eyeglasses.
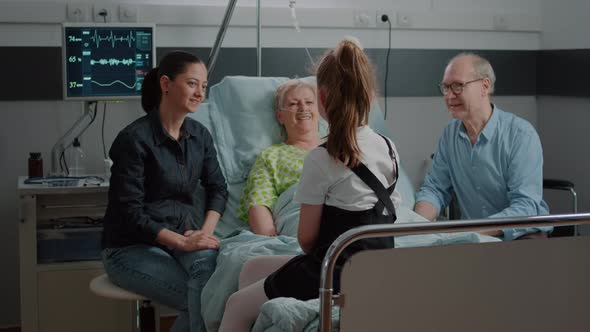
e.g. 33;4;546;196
438;78;484;95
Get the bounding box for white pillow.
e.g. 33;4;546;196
189;76;414;206
367;101;415;209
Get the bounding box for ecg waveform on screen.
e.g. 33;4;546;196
90;58;136;66
91;79;138;90
90;30;137;48
65;26;153;99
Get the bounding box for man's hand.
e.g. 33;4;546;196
414;201;438;221
478;230;503;237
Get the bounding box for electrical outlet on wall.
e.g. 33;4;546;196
67;3;89;22
396;12;414;28
493;14;509;30
376;10;394;28
119;5;138;23
93;4;116;23
353;10;371;28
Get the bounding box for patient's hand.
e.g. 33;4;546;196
182;230;220;251
250;221;278;236
256;227;278;237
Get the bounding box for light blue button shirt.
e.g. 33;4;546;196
416;105;550;240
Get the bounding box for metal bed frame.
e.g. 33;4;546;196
207;0;262;79
319;214;590;331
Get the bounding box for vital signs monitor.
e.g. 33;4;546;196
62;23;156;100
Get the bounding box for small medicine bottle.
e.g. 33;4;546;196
28;152;43;178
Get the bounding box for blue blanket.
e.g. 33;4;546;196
252;298;339;332
201;231;302;332
201;184;500;331
201;183;303;331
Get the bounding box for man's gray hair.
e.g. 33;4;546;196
450;52;496;94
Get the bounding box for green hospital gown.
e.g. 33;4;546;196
237;143;308;222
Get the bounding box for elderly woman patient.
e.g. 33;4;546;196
236;79;321;236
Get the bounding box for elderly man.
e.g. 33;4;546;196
414;53;550;240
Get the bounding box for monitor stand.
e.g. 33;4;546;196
49;101;95;176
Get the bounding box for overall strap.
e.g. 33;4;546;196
379;134;399;189
373;134;399;215
349;163;397;217
320;137;397;216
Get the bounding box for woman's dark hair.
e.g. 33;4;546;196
141;51;204;113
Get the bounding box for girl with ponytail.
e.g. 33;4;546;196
219;37;401;331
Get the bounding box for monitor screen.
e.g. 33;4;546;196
62;23;156;100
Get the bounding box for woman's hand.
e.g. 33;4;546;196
181;230;220;252
201;210;222;235
156;228;219;252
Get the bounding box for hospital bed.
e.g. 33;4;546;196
320;214;590;332
188;75;559;332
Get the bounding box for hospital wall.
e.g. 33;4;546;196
0;0;583;327
537;0;590;228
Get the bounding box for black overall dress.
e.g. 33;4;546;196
264;135;398;301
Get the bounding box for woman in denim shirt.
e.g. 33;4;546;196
102;51;228;332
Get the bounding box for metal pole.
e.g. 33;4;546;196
571;188;578;235
207;0;239;80
256;0;261;76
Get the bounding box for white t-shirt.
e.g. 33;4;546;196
295;126;401;213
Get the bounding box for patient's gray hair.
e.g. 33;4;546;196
274;79;317;141
450;52;496;95
274;79;317;112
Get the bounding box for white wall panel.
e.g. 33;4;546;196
0;23;61;46
0;23;542;49
0;2;542;32
432;0;540;13
538;0;590;234
540;0;590;49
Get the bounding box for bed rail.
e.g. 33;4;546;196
319;213;590;332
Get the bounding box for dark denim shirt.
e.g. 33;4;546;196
102;109;228;248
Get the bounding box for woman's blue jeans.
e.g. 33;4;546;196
102;245;217;332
